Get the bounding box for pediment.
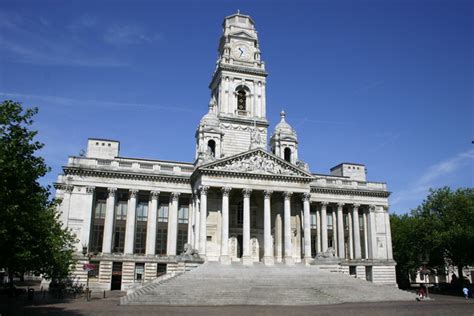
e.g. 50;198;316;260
230;31;256;40
199;148;313;178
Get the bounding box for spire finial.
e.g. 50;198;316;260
280;110;286;119
237;9;240;14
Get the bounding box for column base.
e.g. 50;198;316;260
242;256;253;266
263;256;274;266
303;257;313;265
284;256;295;265
219;255;231;265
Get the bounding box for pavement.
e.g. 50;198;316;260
0;292;473;316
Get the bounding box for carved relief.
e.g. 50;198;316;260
212;152;299;175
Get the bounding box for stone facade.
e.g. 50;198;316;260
54;12;397;291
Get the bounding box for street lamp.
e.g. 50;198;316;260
82;245;91;301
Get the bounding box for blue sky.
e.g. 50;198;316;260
1;0;472;214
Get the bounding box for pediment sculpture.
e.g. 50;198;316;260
212;151;300;176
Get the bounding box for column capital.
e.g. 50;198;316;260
264;190;273;198
129;189;139;198
86;186;95;194
353;203;360;209
302;192;311;202
107;187;117;197
221;187;232;196
337;202;345;207
199;185;210;195
320;201;329;206
150;191;160;200
283;191;293;200
171;192;181;201
369;204;376;211
242;188;252;198
64;185;74;193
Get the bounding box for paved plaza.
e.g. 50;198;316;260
1;293;473;316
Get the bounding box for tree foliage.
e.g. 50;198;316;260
391;187;474;286
0;100;76;283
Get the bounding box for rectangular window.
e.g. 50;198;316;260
155;227;167;255
90;224;104;252
115;201;127;220
113;225;126;253
135;263;145;282
237;203;243;225
310;213;317;229
359;215;364;230
88;261;100;279
134;224;147;254
157;263;167;277
327;213;333;229
251;208;257;228
177;229;188;254
136;202;148;221
158;199;169;223
94;201;106;219
178;203;189;224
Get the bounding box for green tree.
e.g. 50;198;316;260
0;100;76;287
391;187;474;286
412;187;474;279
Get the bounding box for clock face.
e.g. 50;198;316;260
233;43;251;61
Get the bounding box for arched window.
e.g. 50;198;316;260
207;140;216;157
284;147;291;162
237;89;246;111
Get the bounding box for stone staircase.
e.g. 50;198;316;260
121;262;414;305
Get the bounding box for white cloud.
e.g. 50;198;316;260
103;24;162;45
390;149;474;209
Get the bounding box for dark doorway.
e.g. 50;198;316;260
237;235;243;258
111;262;122;291
311;234;317;257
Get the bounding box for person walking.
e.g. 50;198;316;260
463;287;469;299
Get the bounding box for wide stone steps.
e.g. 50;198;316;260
121;262;414;305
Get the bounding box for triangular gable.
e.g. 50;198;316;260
229;31;255;40
199;148;312;178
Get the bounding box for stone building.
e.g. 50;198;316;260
54;12;396;291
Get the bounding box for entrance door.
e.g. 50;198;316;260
237;235;243;258
111;262;122;291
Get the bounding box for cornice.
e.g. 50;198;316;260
210;64;268;88
63;166;191;184
310;186;390;198
194;168;313;183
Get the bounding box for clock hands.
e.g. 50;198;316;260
238;47;244;57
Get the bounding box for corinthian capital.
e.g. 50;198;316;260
302;193;311;202
242;188;252;198
221;187;232;196
107;187;117;197
171;192;181;201
264;190;273;198
150;191;160;200
129;189;139;198
283;191;293;200
199;185;210;195
86;186;95;194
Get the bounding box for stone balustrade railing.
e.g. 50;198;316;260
311;176;387;191
67;156;195;175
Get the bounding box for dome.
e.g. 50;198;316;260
274;110;297;139
200;101;220;128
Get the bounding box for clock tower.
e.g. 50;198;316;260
202;12;269;158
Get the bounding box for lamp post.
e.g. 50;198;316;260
82;245;91;301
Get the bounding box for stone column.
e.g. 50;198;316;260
283;191;294;265
368;205;377;259
263;190;274;265
199;186;209;256
102;187;116;253
82;186;95;250
316;209;321;253
187;198;193;245
302;193;311;264
384;206;394;260
275;214;282;262
146;191;159;255
194;194;200;251
332;210;337;253
242;188;253;265
348;211;354;259
352;204;361;259
337;202;345;259
124;189;138;254
321;201;328;252
167;192;180;256
220;187;231;264
363;209;369;259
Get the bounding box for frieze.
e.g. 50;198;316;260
311;187;390;198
